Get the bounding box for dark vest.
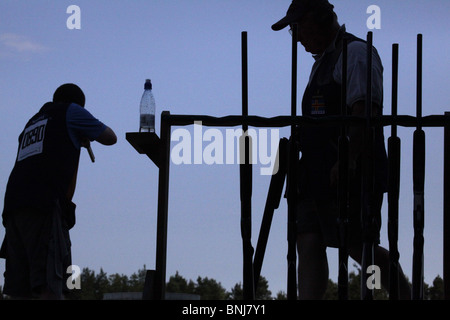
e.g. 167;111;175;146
298;30;388;199
3;102;80;216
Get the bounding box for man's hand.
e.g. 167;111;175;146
80;138;90;149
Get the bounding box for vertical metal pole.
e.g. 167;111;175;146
388;43;401;300
361;31;374;300
412;33;425;300
338;38;349;300
153;111;171;300
242;31;249;126
286;23;298;300
416;34;423;127
444;111;450;300
240;31;255;300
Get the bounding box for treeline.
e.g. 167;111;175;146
0;265;445;300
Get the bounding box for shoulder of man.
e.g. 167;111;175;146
66;102;95;118
66;103;106;143
346;38;382;60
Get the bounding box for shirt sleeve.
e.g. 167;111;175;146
66;103;107;149
333;41;384;108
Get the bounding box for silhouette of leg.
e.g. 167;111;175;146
297;232;329;299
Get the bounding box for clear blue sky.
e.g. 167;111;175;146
1;0;449;297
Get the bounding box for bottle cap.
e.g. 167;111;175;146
144;79;152;90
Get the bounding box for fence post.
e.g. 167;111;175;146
444;112;450;299
240;31;255;300
388;43;401;300
361;31;375;300
412;34;425;300
153;111;171;300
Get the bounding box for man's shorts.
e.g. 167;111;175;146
0;202;71;299
296;189;383;248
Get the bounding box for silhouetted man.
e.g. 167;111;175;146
0;83;117;299
272;0;411;299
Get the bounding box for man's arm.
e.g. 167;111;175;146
330;41;384;186
66;104;117;147
95;126;117;146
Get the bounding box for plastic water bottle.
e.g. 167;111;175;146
139;79;155;132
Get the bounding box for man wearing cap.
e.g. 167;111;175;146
0;83;117;299
272;0;411;299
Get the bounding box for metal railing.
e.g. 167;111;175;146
126;30;450;300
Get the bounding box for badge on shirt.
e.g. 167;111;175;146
311;95;326;115
17;118;48;162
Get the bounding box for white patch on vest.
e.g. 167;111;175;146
17;118;48;161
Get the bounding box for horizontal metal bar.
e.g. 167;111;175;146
163;113;450;128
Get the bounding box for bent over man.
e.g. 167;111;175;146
1;83;117;299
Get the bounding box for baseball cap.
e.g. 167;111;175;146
271;0;334;31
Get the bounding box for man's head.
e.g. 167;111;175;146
53;83;85;107
272;0;339;54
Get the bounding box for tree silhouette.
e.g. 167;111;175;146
228;276;272;300
3;265;441;300
425;275;444;300
166;271;196;295
194;276;228;300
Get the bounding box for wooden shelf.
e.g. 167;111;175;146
126;132;161;168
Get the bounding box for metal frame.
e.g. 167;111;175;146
126;32;450;300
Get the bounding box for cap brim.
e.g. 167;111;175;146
271;7;304;31
271;15;291;31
